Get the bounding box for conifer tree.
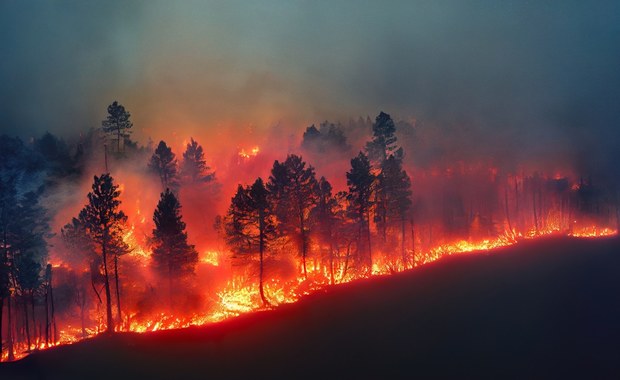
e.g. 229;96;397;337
224;178;275;306
79;173;127;333
346;152;375;272
267;155;319;279
101;101;133;153
151;189;198;309
149;140;178;191
180;138;215;184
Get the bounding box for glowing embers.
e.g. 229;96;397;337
238;146;260;159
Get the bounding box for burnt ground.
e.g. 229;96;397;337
2;236;620;379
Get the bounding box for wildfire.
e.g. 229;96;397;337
238;146;260;159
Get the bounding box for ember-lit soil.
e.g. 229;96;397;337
2;236;619;379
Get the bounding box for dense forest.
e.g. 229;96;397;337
1;102;617;361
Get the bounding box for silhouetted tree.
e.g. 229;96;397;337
224;178;275;306
302;121;349;153
0;177;17;359
149;141;178;191
180;138;215;185
378;156;412;267
267;155;319;279
346;152;375;272
101;101;133;153
309;177;338;284
61;218;97;336
12;191;50;350
151;189;198;309
79;173;127;333
365;111;402;166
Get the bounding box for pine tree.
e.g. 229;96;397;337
346;152;375;272
310;177;339;284
151;189;198;309
78;173;127;333
149;140;178;191
0;176;18;359
224;178;275;306
378;156;412;267
267;155;319;279
365;111;402;166
12;191;50;350
180;138;215;184
101;101;133;153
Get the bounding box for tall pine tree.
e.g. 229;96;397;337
267;155;319;279
224;178;275;306
180;138;215;185
346;152;375;273
101;101;133;154
79;173;127;333
149;140;178;191
151;189;198;309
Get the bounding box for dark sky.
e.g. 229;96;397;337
1;1;619;176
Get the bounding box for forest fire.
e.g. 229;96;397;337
1;108;619;363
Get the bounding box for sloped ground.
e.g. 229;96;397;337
2;236;620;379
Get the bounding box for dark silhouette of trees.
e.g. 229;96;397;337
180;138;215;185
61;217;97;337
310;177;339;284
78;173;127;333
302;121;349;153
346;152;375;273
0;177;50;357
365;111;402;166
378;155;412;267
224;178;275;306
151;189;198;309
101;101;133;154
149;141;178;191
267;155;319;279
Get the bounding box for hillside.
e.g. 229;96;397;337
2;236;620;379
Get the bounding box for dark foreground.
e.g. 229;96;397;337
2;236;620;379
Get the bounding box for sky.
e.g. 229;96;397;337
1;1;619;177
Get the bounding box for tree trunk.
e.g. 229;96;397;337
45;284;49;346
114;254;122;330
504;186;513;236
410;217;415;266
23;296;30;350
30;292;36;348
299;209;307;280
328;238;334;286
8;291;14;361
101;242;114;333
168;258;173;310
365;212;372;274
532;184;539;234
398;218;405;269
258;211;269;307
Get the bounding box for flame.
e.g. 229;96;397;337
238;146;260;159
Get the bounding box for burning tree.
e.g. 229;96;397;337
60;217;97;338
101;101;133;154
151;189;198;309
346;152;376;273
78;173;127;333
224;178;275;306
309;177;339;284
377;155;412;267
365;111;402;166
267;155;319;279
180;138;215;185
149;140;179;191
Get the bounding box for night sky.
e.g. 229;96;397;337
1;1;619;178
